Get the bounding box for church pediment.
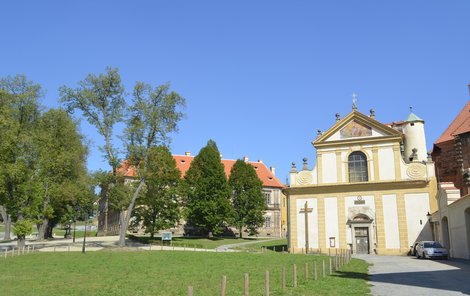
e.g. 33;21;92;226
314;110;402;146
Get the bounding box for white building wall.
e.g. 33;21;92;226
382;194;400;249
378;147;396;181
324;197;339;248
296;198;319;249
321;153;337;184
448;197;470;259
404;193;431;246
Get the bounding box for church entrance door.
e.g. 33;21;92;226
355;227;369;254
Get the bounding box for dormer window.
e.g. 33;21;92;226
348;151;368;182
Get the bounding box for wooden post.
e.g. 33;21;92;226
54;246;56;253
32;245;35;252
293;264;297;288
68;245;70;252
244;273;249;296
221;275;227;296
188;286;193;296
304;262;308;282
265;270;270;296
329;257;332;274
149;244;152;251
314;261;317;281
4;249;6;259
322;260;325;278
281;267;286;291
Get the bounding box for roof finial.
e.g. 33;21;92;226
409;106;413;113
352;93;358;110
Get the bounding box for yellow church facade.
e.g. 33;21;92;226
284;108;438;255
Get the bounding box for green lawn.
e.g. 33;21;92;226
0;251;370;296
128;234;270;249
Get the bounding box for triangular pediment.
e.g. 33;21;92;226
314;110;402;146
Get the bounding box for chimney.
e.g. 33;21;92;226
270;166;276;175
185;151;191;156
243;156;249;162
258;159;263;163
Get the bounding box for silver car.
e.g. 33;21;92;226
416;241;449;260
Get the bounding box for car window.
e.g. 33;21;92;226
431;242;443;248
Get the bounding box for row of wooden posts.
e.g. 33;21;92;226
187;249;352;296
2;245;38;258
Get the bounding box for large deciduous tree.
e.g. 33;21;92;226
33;109;91;240
229;160;265;238
184;140;231;237
121;82;185;246
0;75;41;242
132;146;181;238
60;67;125;236
61;68;185;246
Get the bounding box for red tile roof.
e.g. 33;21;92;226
118;156;285;189
435;100;470;144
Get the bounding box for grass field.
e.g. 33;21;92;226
0;251;370;296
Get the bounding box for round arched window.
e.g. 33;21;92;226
348;151;368;182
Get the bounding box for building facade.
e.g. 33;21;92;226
284;107;437;255
431;100;470;259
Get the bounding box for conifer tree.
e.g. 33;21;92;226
133;146;181;238
184;140;231;236
229;160;265;238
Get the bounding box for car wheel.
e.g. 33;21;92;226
422;252;427;259
444;255;449;260
416;252;420;259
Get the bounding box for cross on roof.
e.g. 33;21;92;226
352;93;358;110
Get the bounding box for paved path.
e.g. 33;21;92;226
356;254;470;296
0;235;279;253
215;237;280;252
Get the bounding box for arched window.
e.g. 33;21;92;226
348;151;368;182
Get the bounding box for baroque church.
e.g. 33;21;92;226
285;104;437;255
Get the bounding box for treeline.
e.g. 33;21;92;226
0;68;266;247
0;75;93;247
131;139;266;239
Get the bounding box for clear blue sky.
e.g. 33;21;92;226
1;1;469;183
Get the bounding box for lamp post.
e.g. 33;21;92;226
82;213;87;253
72;216;77;243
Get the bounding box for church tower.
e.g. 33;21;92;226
402;108;428;162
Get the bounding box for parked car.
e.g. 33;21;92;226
415;241;449;260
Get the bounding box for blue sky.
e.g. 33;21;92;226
1;1;469;183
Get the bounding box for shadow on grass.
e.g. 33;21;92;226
266;244;288;252
331;270;370;281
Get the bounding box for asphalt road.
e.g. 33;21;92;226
356;254;470;296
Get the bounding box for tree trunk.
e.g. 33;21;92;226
119;180;145;247
37;218;49;241
46;223;54;239
0;206;11;240
17;236;25;248
118;211;126;247
239;227;243;238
